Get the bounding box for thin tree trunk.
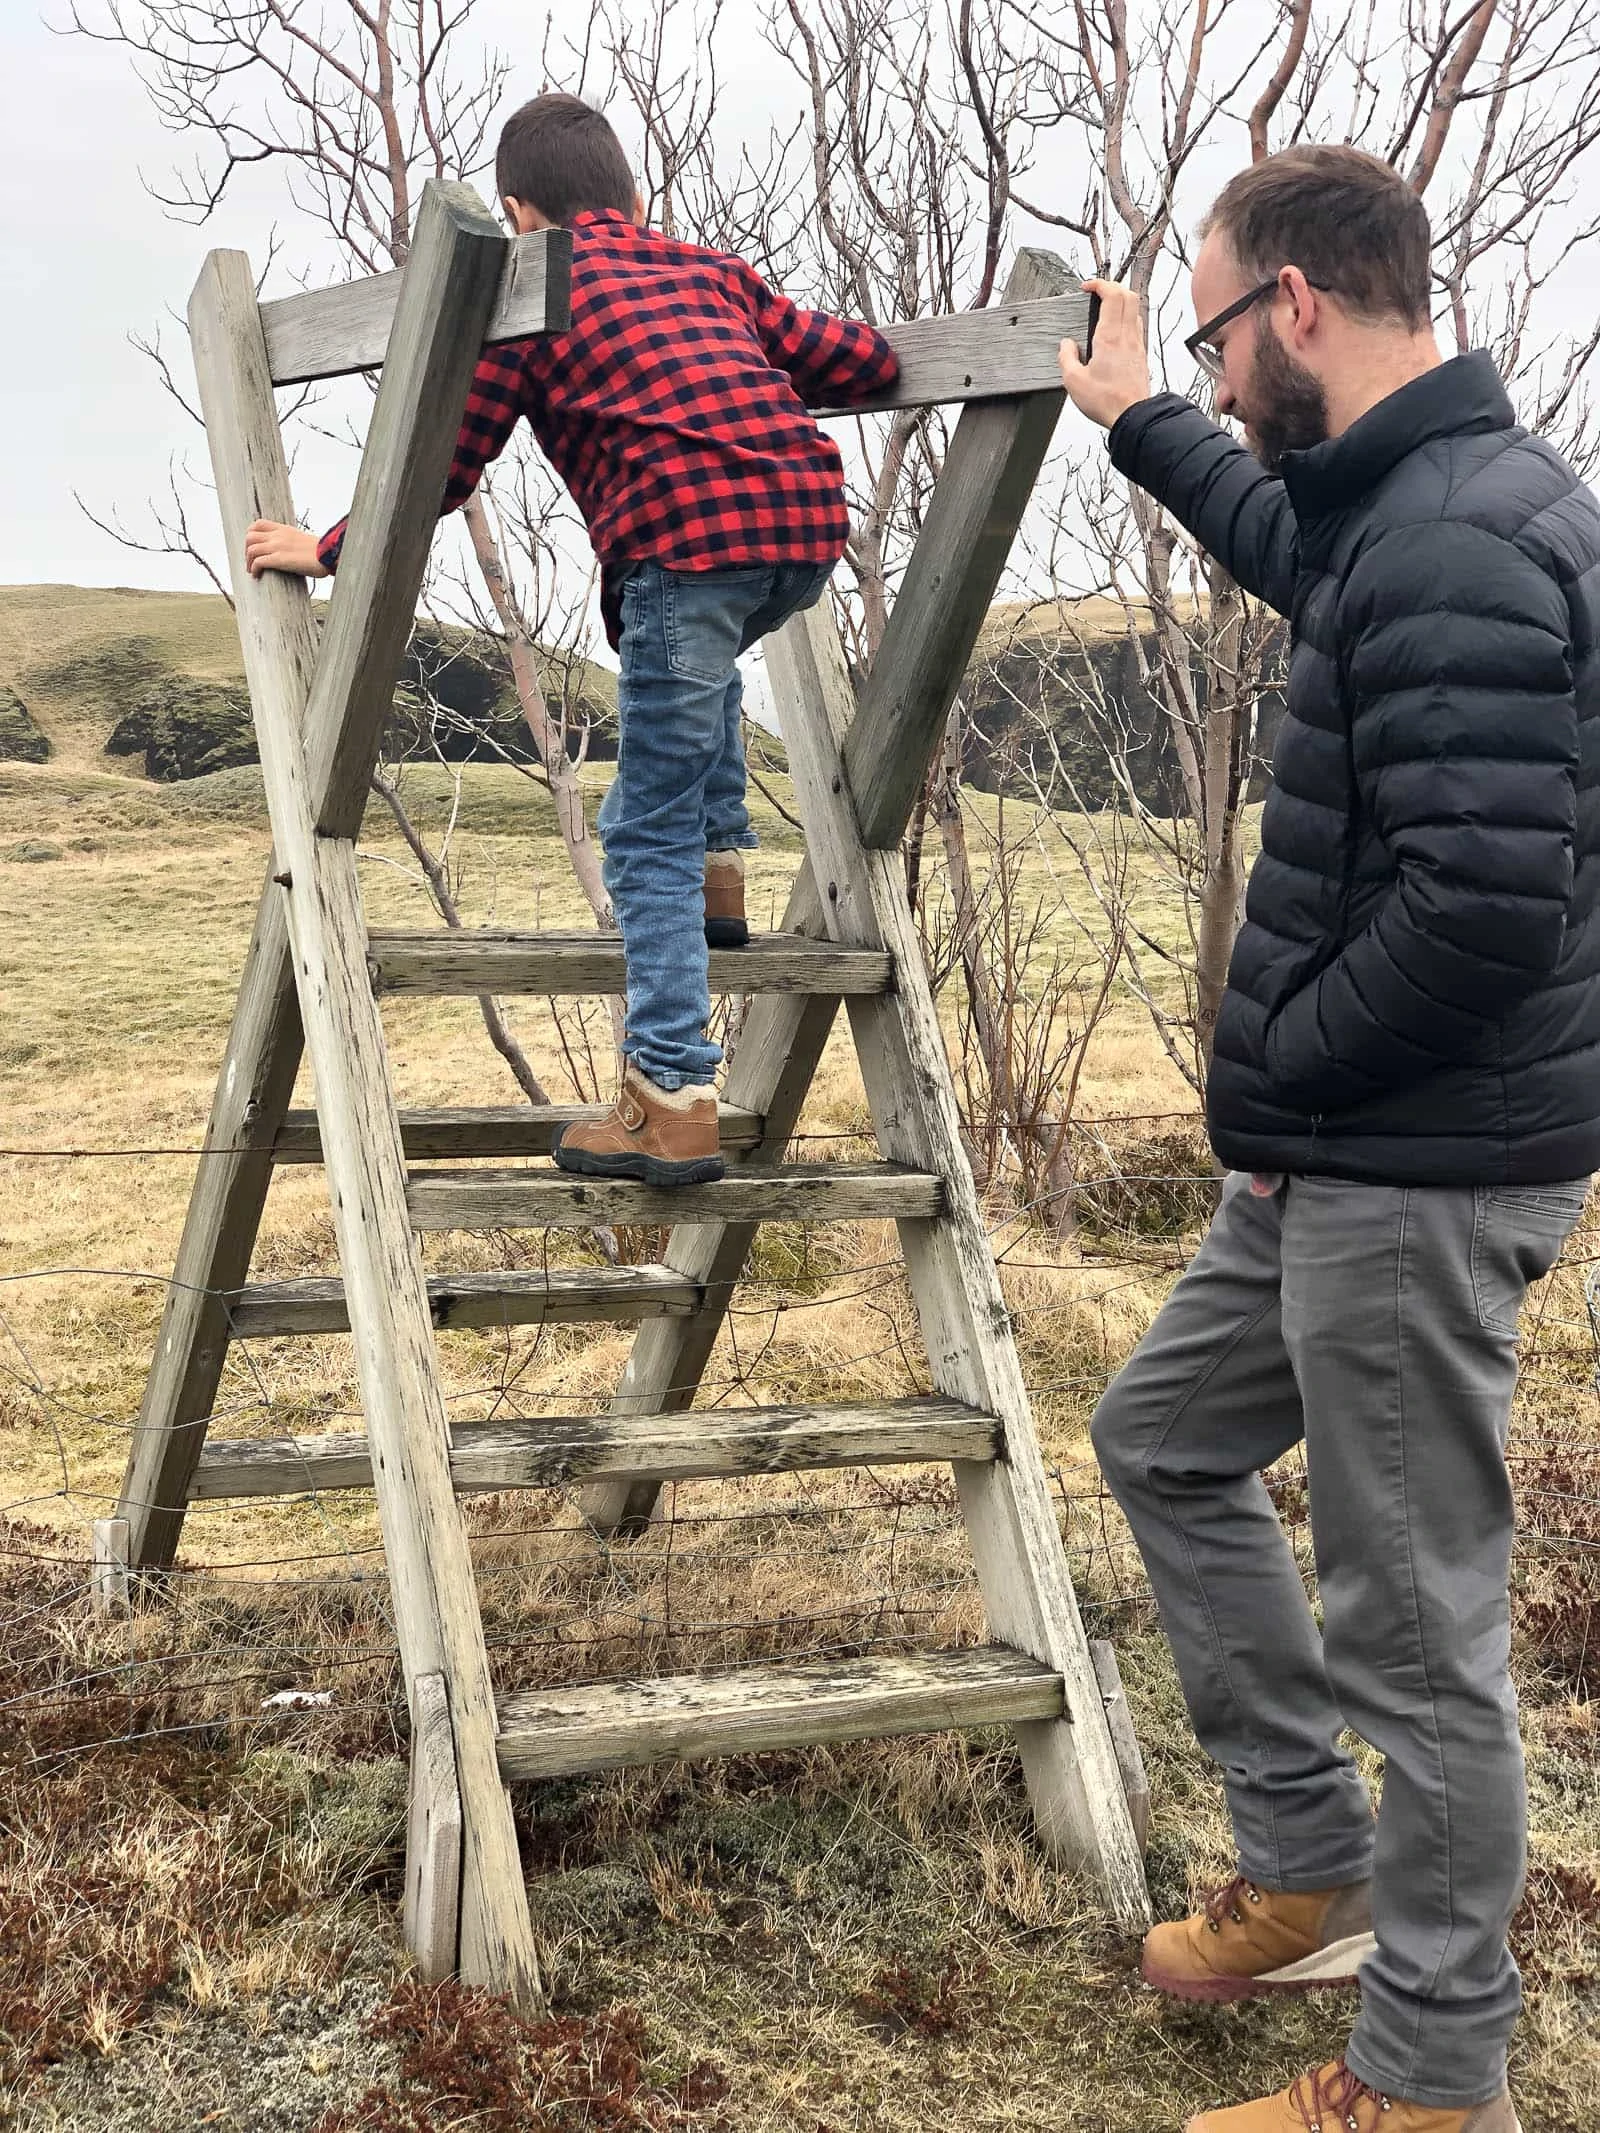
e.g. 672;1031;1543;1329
371;767;553;1105
461;494;612;925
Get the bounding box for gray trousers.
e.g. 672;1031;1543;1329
1091;1171;1587;2107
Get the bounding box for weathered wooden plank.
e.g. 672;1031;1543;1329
198;182;541;2004
275;1104;764;1164
190;1395;999;1499
223;1262;702;1339
366;929;893;998
300;193;528;842
1090;1639;1151;1856
843;252;1076;846
261;225;573;385
260;239;1082;404
814;289;1093;417
407;1162;943;1231
581;251;1077;1542
767;595;1151;1928
404;1672;463;1983
496;1646;1062;1781
90;1517;130;1618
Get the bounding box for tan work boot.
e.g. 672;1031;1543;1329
704;849;749;947
552;1063;724;1185
1184;2059;1521;2132
1143;1873;1375;2001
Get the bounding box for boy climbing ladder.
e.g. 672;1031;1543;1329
245;92;898;1185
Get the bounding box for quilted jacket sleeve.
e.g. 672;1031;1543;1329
1262;520;1577;1110
1107;394;1299;616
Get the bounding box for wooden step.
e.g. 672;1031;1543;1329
223;1262;700;1339
188;1394;999;1499
407;1162;944;1231
366;929;893;997
273;1103;764;1165
495;1646;1064;1780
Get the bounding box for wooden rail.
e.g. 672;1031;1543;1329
260;227;1088;414
496;1647;1064;1781
190;1396;1000;1499
405;1161;944;1231
365;929;892;998
814;291;1093;416
261;228;573;384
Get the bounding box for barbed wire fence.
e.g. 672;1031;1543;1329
1;1111;1596;1789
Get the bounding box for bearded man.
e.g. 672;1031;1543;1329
1059;143;1600;2132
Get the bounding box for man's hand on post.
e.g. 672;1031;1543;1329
1059;279;1153;432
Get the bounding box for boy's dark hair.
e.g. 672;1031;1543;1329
1202;145;1433;330
495;94;636;226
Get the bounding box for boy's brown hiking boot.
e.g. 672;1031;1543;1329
1184;2060;1521;2132
1142;1873;1376;2001
704;850;749;947
551;1064;724;1186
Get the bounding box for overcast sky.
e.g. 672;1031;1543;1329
1;7;231;588
4;3;1594;612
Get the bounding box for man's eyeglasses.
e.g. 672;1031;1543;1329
1185;273;1333;381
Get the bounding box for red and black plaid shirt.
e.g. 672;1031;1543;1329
318;209;899;646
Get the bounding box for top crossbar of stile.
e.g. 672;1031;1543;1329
258;223;1091;409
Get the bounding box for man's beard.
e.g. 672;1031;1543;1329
1242;317;1329;470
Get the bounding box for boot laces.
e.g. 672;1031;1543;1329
1201;1874;1260;1931
1291;2062;1391;2131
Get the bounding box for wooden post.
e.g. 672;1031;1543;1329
405;1672;464;1981
184;181;542;2005
91;1517;131;1618
581;249;1077;1539
767;597;1150;1928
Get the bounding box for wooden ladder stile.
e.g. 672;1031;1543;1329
116;209;1151;2000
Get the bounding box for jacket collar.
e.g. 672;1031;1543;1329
1277;349;1516;523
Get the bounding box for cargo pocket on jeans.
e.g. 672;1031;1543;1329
1470;1182;1591;1335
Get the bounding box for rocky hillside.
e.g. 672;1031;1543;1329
965;596;1286;813
0;586;618;781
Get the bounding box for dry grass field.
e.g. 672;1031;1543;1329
0;587;1595;2130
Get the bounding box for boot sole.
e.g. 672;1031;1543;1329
1184;2111;1520;2132
552;1141;725;1187
704;918;750;947
1144;1929;1377;2002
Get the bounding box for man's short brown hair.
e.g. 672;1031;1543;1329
495;94;636;226
1202;145;1433;331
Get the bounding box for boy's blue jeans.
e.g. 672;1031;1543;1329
599;559;833;1090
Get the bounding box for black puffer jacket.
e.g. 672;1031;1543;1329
1108;352;1600;1184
